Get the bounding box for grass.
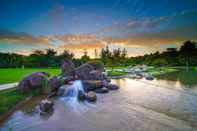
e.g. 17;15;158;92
106;66;179;77
106;66;129;70
0;68;60;84
0;68;60;116
107;70;128;76
106;66;129;76
0;88;28;116
146;67;178;76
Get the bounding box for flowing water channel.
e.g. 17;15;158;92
1;69;197;131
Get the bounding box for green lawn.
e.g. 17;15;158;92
0;68;60;115
146;67;178;76
106;66;129;70
0;68;60;84
107;71;128;76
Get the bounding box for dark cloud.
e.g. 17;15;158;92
0;29;51;45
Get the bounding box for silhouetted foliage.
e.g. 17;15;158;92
0;40;196;68
130;40;197;67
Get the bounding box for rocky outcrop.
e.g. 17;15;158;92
95;87;109;94
89;70;105;80
17;60;119;104
49;76;62;92
61;76;75;84
85;91;97;102
82;80;103;92
17;72;50;93
75;63;95;80
39;99;54;113
61;60;75;76
87;60;105;72
107;84;119;90
145;76;154;80
75;62;107;81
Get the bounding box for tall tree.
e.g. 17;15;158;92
180;41;197;70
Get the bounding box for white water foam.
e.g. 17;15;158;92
60;80;95;113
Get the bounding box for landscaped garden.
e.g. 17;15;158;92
0;68;60;84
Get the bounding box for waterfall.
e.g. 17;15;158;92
64;80;84;98
60;80;94;113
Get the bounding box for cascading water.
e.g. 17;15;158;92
60;80;94;113
64;80;84;98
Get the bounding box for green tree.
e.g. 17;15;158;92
179;41;197;69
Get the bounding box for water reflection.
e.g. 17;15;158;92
156;68;197;88
1;75;197;131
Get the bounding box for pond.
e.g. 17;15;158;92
145;68;197;93
1;69;197;131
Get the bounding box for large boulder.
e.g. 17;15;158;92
101;80;109;87
107;84;119;90
145;75;154;80
61;60;75;76
82;80;103;92
89;70;105;80
87;60;105;72
85;91;97;102
75;63;107;80
75;63;95;80
95;87;109;94
61;76;75;84
17;72;50;93
39;99;54;113
49;76;62;92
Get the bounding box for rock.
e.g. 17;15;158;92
49;76;62;92
101;80;109;87
57;85;66;96
89;70;104;80
87;60;105;72
47;92;57;98
61;60;75;76
146;76;154;80
62;76;75;84
75;62;108;81
40;72;50;77
102;72;108;79
95;87;109;94
17;72;50;93
39;99;54;113
78;90;86;101
107;84;119;90
106;78;111;83
135;75;143;79
17;79;30;92
86;91;97;102
75;63;95;80
67;81;74;85
82;80;103;92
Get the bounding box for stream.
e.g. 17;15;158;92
1;69;197;131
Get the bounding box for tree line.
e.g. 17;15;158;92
132;40;197;67
0;40;196;68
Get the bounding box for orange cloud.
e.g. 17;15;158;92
60;42;105;50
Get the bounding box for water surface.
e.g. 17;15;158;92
1;69;197;131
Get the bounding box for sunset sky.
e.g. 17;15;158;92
0;0;197;57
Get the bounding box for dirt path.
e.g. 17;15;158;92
0;83;18;91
